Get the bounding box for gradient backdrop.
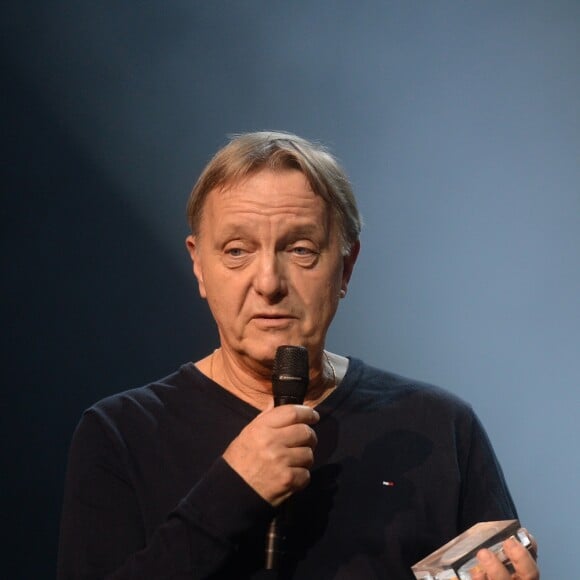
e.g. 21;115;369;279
2;2;579;578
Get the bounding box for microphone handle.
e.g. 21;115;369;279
265;345;309;570
264;395;296;570
265;517;282;569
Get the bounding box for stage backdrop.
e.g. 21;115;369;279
2;2;578;577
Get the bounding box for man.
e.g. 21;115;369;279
58;132;539;579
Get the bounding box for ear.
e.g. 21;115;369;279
185;235;207;299
340;240;360;297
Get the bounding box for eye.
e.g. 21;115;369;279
291;246;315;256
225;247;245;257
288;243;320;267
222;244;251;268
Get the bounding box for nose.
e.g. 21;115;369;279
253;251;287;302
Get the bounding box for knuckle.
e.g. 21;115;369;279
298;424;317;447
310;428;318;447
297;447;314;469
296;468;311;489
287;405;301;422
258;430;275;450
279;468;296;490
263;447;278;463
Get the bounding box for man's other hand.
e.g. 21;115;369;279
472;531;539;579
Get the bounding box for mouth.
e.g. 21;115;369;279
251;314;295;328
254;313;290;319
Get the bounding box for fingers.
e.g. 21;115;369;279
475;535;539;580
269;464;313;503
259;405;319;467
475;547;511;579
222;405;320;506
257;405;319;450
520;528;539;559
265;404;320;428
258;405;319;451
502;536;539;579
281;421;318;450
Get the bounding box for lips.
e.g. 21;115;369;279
252;311;294;319
254;314;289;319
251;313;295;327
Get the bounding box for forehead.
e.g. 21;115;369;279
201;168;331;224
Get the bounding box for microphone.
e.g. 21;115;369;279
265;345;309;570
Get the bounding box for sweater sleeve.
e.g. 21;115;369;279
457;408;518;531
57;409;274;580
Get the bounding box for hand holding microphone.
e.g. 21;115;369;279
221;346;315;568
221;346;317;507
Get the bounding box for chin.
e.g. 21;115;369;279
243;335;306;364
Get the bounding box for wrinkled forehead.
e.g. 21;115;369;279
197;169;338;240
205;168;331;215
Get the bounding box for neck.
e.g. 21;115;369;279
196;347;338;410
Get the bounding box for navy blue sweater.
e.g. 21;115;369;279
58;358;517;579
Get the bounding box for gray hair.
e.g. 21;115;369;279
186;131;362;254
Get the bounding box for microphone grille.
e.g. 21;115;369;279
272;345;309;381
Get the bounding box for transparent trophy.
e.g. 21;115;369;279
411;520;533;580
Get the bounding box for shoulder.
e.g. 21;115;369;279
79;362;203;438
341;359;499;471
344;357;476;422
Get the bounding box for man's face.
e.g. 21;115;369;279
186;168;359;367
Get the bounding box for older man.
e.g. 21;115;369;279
58;132;539;579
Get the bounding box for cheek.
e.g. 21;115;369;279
320;265;344;299
300;274;341;317
203;274;246;319
205;295;244;339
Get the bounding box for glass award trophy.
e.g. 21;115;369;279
411;520;533;580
